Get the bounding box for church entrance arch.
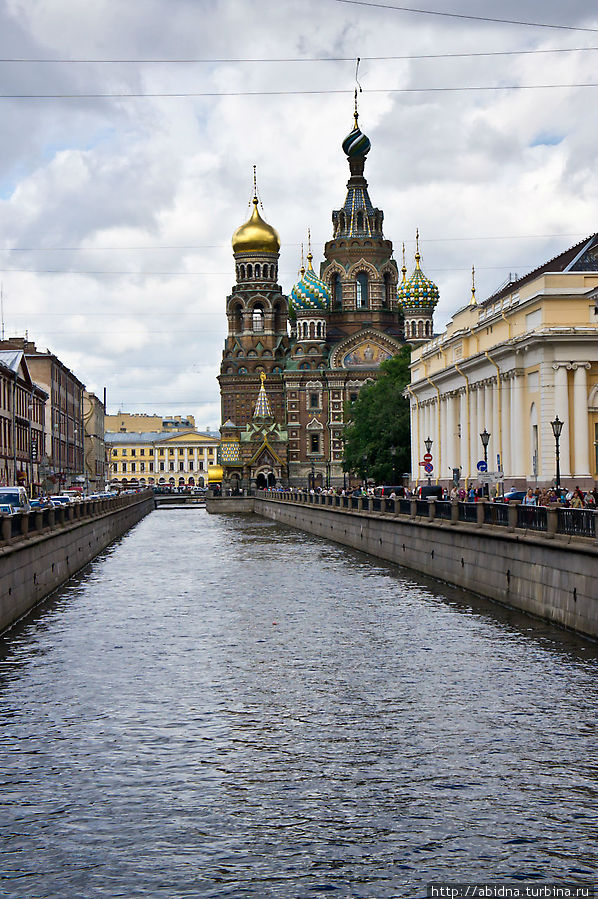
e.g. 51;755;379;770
256;470;276;489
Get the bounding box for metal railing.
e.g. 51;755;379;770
260;491;598;542
558;507;596;538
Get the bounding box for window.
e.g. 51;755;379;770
169;462;174;471
140;448;145;456
199;461;204;470
252;306;264;332
122;462;127;473
149;462;154;472
112;449;117;457
131;462;136;472
160;462;165;471
122;449;127;456
310;393;319;409
140;463;145;472
159;448;165;456
356;272;368;308
189;461;193;470
349;392;358;403
179;462;184;471
310;433;320;453
169;448;174;456
131;449;136;456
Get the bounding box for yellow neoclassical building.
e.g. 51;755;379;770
408;234;598;490
106;429;220;488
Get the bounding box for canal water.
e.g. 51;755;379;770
1;510;597;899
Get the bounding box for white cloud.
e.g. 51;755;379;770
1;0;597;427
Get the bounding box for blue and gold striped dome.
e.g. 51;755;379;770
342;120;371;158
289;253;330;313
397;245;439;310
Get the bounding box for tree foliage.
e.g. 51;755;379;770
343;345;411;484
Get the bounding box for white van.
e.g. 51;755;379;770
0;486;31;513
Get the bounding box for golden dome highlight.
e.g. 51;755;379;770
232;197;280;255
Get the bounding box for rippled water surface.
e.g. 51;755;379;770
1;509;597;898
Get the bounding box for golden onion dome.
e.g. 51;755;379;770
232;197;280;255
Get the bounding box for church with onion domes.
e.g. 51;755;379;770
218;105;439;490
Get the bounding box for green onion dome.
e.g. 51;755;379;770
397;248;439;310
289;253;330;314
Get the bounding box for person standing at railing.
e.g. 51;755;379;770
522;488;537;506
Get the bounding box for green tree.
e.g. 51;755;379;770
343;345;411;485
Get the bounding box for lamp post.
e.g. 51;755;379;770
480;428;490;495
551;415;563;490
362;453;368;491
424;436;432;487
390;444;397;485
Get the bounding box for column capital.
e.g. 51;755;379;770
552;362;573;371
571;362;591;371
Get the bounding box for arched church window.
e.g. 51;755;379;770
425;320;431;336
383;272;392;308
231;303;243;333
309;321;315;339
255;264;261;278
240;264;246;280
418;320;423;337
332;273;342;309
356;272;368;308
252;305;264;332
356;210;364;231
247;264;253;278
316;321;321;338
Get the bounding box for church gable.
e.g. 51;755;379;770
329;329;401;370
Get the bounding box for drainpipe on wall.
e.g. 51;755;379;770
454;362;471;488
406;384;420;487
426;376;442;485
485;350;503;481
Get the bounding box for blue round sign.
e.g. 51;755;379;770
477;460;488;472
423;462;433;473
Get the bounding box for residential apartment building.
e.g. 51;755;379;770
105;412;196;432
408;234;598;490
0;338;85;491
0;350;47;489
83;391;107;492
106;430;220;488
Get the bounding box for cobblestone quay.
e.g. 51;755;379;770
0;509;596;898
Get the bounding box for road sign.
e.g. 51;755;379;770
481;471;504;483
423;452;433;463
423;462;433;474
477;460;488;472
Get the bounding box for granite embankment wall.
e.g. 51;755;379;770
0;490;155;634
208;494;598;639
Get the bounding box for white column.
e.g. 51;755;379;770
459;390;468;478
553;363;571;477
501;377;510;476
470;386;478;476
572;363;591;477
410;400;418;480
511;371;526;478
446;393;456;475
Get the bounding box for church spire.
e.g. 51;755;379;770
253;371;272;418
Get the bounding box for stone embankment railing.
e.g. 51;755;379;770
0;489;155;634
263;491;598;541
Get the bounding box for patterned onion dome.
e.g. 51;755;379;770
397;249;439;310
232;197;280;254
342;116;371;158
289;253;330;313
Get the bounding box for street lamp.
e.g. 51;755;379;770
480;428;490;495
424;436;432;486
390;444;397;484
362;453;368;491
551;415;563;490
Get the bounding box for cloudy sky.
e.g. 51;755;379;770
1;0;597;430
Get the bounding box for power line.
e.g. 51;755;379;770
0;233;587;252
328;0;598;34
2;83;598;99
1;47;598;63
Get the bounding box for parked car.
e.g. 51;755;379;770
0;486;31;513
0;502;15;516
500;489;527;503
50;495;72;506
